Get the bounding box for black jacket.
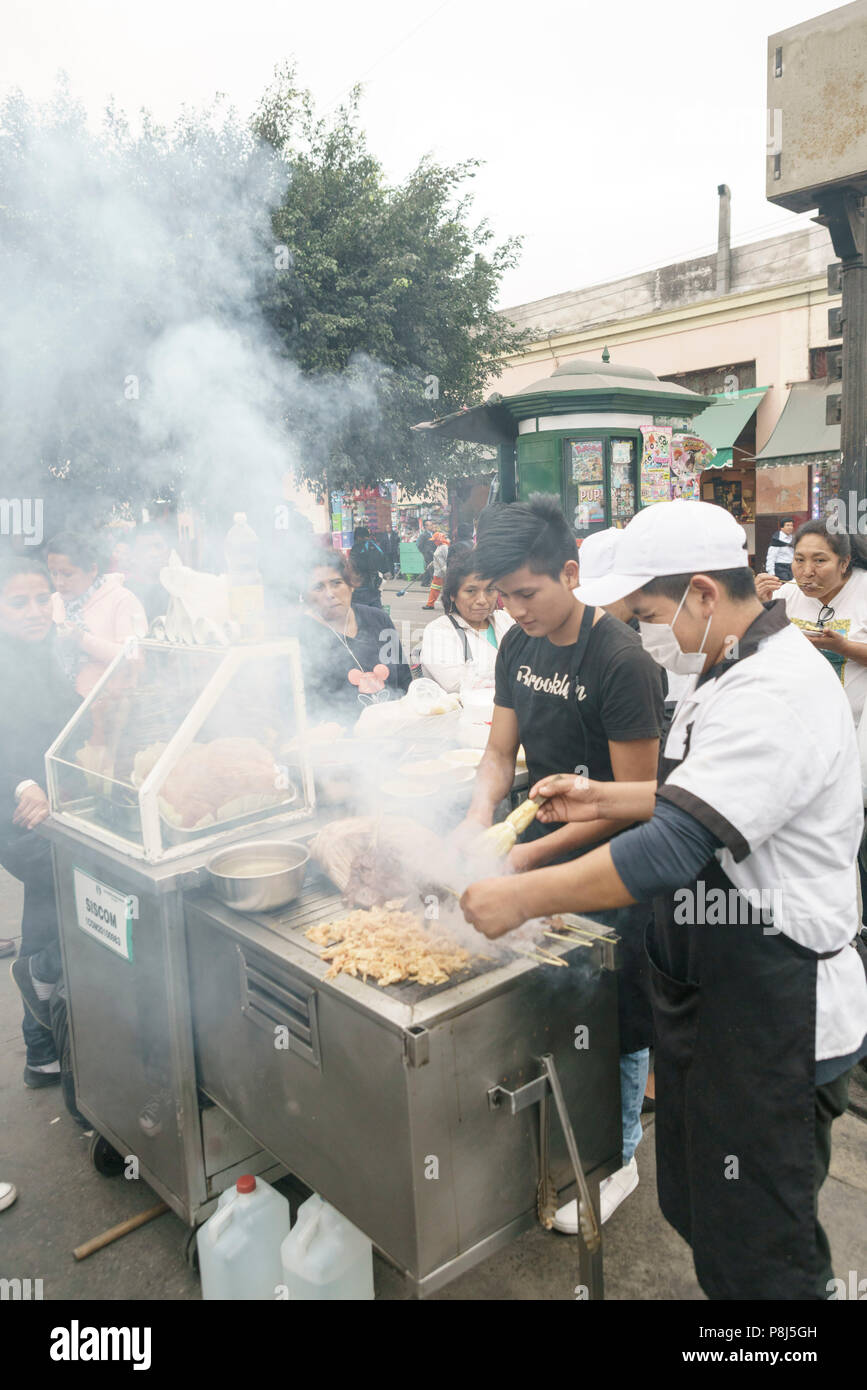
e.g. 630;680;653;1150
349;539;387;589
299;605;412;722
0;633;79;838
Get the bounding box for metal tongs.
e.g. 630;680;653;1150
539;1054;601;1256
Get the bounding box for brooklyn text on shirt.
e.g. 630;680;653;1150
515;665;586;702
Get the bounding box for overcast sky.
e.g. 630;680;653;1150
3;0;828;308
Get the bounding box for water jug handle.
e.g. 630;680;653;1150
296;1209;320;1255
208;1204;235;1243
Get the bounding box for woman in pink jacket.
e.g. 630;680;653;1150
45;531;148;697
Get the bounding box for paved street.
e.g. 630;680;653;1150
1;578;865;1300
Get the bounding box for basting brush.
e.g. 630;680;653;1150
474;797;543;858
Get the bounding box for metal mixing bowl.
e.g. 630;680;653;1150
206;840;309;913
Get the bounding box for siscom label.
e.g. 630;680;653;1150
72;868;135;962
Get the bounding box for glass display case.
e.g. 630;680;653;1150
46;639;315;862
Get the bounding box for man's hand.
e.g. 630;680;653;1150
461;876;527;938
755;572;782;601
530;773;603;824
13;785;50;830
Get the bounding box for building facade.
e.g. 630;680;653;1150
493;220;842;565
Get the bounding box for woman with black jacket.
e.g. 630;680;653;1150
299;550;411;724
0;555;79;1088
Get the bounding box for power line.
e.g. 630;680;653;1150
323;0;456;113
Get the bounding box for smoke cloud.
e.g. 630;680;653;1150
0;79;379;534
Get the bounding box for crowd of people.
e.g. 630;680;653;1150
2;497;865;1306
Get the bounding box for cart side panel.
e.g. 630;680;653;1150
185;902;424;1273
52;845;193;1210
438;956;622;1257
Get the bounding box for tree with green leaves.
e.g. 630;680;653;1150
254;64;528;495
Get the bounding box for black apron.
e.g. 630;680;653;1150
520;604;654;1053
649;609;842;1300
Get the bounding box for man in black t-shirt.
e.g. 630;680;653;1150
462;497;664;870
458;495;664;1232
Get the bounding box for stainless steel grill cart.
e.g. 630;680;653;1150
44;637;623;1296
185;876;622;1297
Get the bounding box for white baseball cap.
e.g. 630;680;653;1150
574;500;749;607
574;528;622;587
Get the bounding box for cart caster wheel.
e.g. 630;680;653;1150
89;1132;125;1177
184;1227;200;1273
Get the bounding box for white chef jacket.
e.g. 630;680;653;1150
420;609;514;693
659;611;867;1062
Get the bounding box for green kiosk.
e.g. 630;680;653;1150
415;353;713;536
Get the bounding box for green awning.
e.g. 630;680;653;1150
691;387;768;468
706;446;733;469
753;380;841;466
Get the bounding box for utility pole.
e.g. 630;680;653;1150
766;1;867;520
816;191;867;501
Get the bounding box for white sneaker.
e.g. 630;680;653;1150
552;1156;639;1233
0;1181;18;1213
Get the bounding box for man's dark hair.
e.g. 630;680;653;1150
640;568;757;602
780;517;793;527
473;495;578;582
354;526;370;542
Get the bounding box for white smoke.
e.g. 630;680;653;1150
0;80;379;528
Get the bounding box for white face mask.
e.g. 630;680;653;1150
638;585;712;675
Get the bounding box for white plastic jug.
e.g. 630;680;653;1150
280;1194;375;1300
197;1174;290;1300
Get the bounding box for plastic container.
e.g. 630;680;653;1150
197;1174;290;1300
280;1193;375;1300
224;513;265;640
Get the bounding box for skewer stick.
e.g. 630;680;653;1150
511;945;568;968
542;930;583;946
73;1202;170;1261
534;944;569;965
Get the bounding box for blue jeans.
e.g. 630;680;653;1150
620;1048;650;1166
22;1004;57;1068
0;832;61;1068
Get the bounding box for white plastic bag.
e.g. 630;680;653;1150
354;679;461;740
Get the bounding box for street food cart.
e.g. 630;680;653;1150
44;638;623;1296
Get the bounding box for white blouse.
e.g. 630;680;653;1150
773;567;867;721
420;609;514;693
